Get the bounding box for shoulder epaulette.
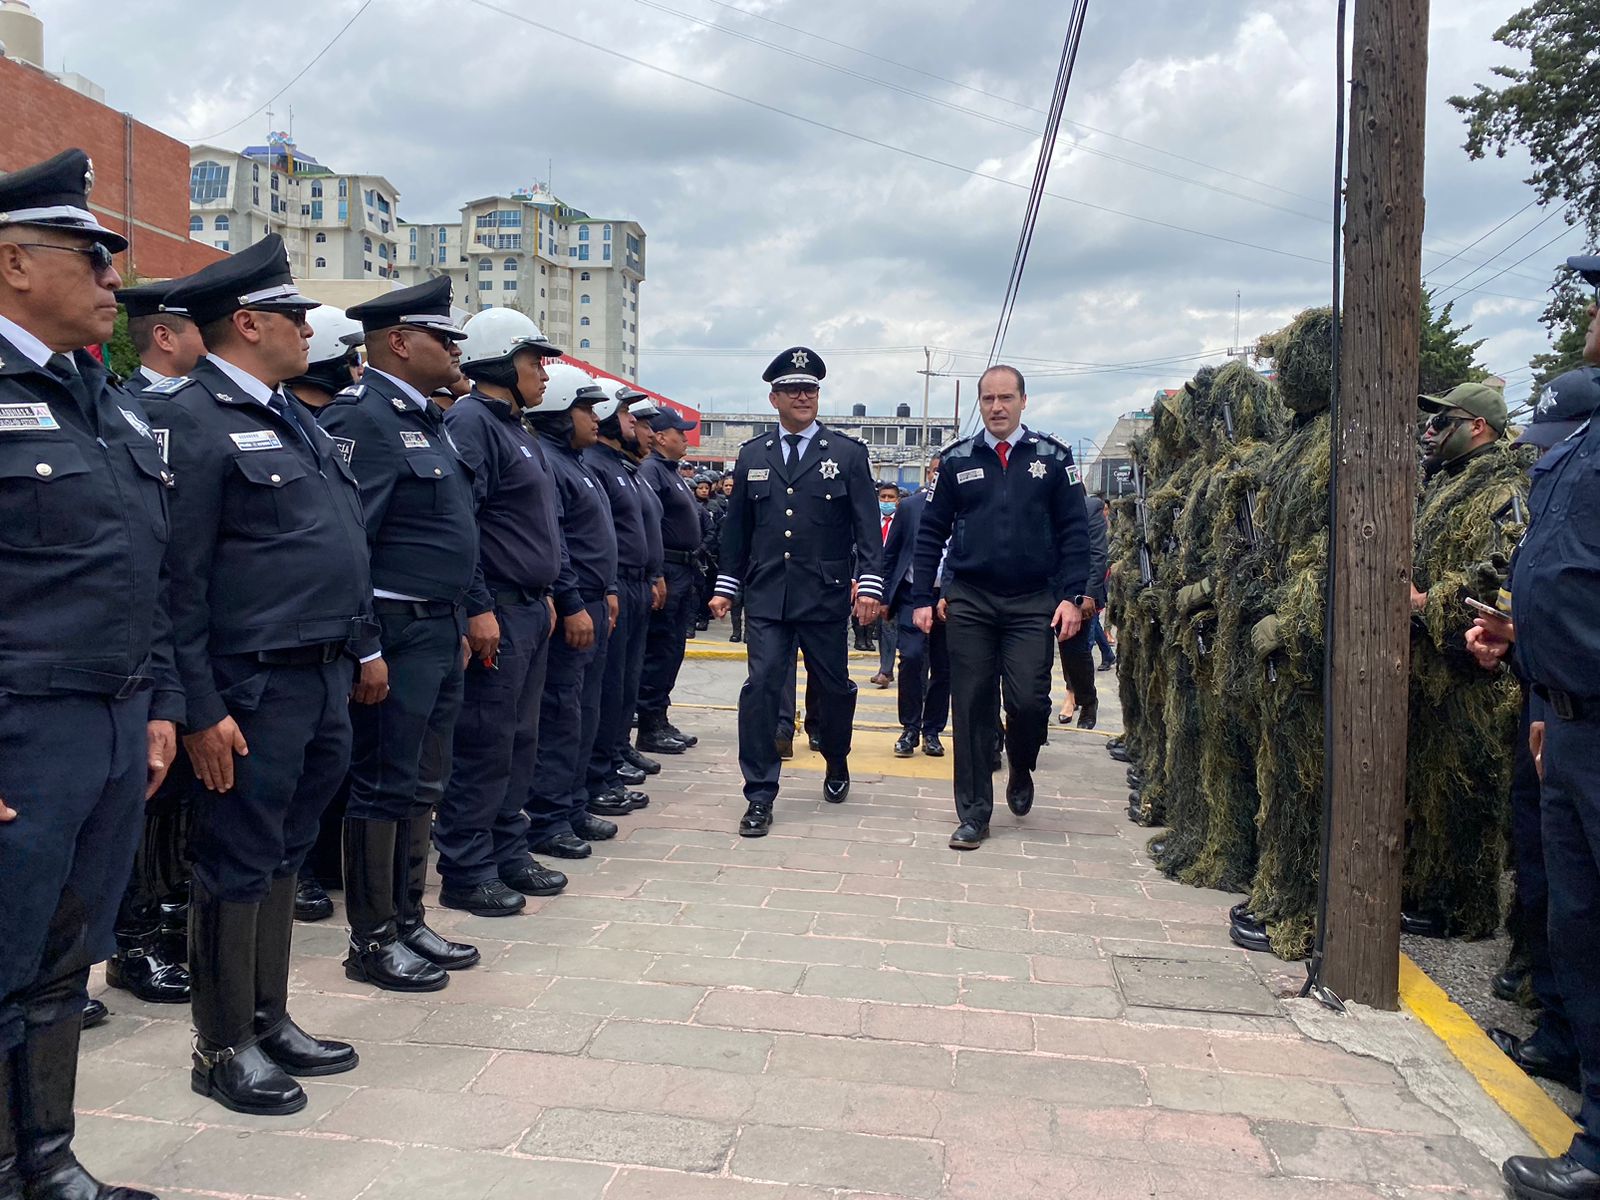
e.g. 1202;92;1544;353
142;375;194;397
1035;432;1074;458
740;431;769;446
940;434;977;459
826;427;867;448
331;384;367;404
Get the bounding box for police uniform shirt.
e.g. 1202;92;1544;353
635;462;666;580
139;356;373;731
316;367;478;605
714;423;884;623
911;425;1091;610
537;430;619;614
442;391;571;616
641;451;701;552
588;441;653;572
1511;415;1600;699
0;317;183;721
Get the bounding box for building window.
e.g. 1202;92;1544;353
363;237;373;252
189;160;231;203
312;232;325;244
579;271;591;281
311;181;322;198
338;178;348;198
579;226;589;241
270;172;279;192
478;280;493;292
627;234;641;254
378;244;389;259
311;200;323;220
408;246;416;262
578;245;590;261
474;209;522;229
604;224;612;240
211;214;228;231
363;189;374;208
580;294;591;304
252;186;260;206
580;339;591;349
376;195;391;214
364;261;372;273
503;257;516;272
503;280;517;291
603;246;612;261
439;228;447;243
409;227;418;242
478;258;492;273
189;215;203;233
580;316;590;326
315;256;327;268
252;163;259;182
338;199;347;222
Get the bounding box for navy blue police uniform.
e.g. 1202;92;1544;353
913;422;1090;843
1057;493;1110;726
437;382;573;906
637;412;703;750
525;393;619;857
316;277;481;993
0;146;174;1200
1503;258;1600;1197
149;233;371;1115
713;348;884;832
884;485;951;750
586;421;658;810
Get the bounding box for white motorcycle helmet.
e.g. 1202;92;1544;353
305;306;365;367
541;361;609;413
459;308;561;377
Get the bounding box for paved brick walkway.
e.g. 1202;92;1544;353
77;658;1517;1198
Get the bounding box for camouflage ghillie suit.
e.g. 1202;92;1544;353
1179;361;1286;893
1245;308;1335;960
1107;441;1152;773
1403;439;1531;937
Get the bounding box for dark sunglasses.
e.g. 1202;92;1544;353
15;241;116;275
403;327;457;349
247;306;312;326
1424;410;1474;434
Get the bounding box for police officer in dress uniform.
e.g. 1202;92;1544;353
99;279;205;1009
636;407;703;754
709;347;884;836
1500;255;1600;1200
315;277;484;982
433;308;569;910
146;234;368;1118
0;148;175;1200
585;390;661;814
524;364;620;859
913;365;1090;851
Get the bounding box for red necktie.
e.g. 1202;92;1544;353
996;441;1010;469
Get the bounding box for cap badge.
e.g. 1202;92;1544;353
790;349;809;369
83;158;96;193
1028;460;1048;479
819;458;839;480
1536;386;1556;415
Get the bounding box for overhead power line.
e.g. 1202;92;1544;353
1430;205;1567;298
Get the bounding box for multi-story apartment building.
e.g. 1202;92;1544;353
398;184;645;379
188;136;400;284
691;404;956;486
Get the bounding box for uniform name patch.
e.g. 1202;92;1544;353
957;468;985;484
400;431;431;449
331;436;356;466
747;468;770;482
230;430;283;451
0;403;59;431
152;429;170;462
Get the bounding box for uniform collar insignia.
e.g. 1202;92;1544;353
765;439;774;447
819;458;840;479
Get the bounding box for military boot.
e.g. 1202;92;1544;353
395;816;479;970
255;875;357;1077
342;818;448;992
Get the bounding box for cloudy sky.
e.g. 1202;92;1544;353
36;0;1588;453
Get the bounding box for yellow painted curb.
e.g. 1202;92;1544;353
1398;954;1577;1155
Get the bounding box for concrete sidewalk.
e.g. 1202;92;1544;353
76;663;1530;1198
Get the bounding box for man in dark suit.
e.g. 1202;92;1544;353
709;347;883;836
884;459;950;757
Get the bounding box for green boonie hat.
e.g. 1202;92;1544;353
1417;381;1507;433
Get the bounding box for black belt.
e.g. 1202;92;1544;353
491;585;551;607
373;598;459;618
662;549;696;565
0;662;152;700
618;566;650;581
1533;684;1590;721
256;642;347;666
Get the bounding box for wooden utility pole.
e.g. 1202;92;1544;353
1321;0;1429;1009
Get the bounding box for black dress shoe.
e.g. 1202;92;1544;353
193;1041;307;1115
1126;768;1143;788
105;942;190;1004
637;718;688;754
1400;909;1447;938
1098;656;1117;671
1006;768;1034;816
1106;736;1125;750
573;814;618;841
293;876;334;922
438;880;525;920
500;860;568;896
922;733;945;757
1149;837;1168;858
81;998;108;1030
1493;967;1530;1003
1076;701;1098;730
664;720;697;747
739;804;773;837
949;822;989;850
1488;1028;1583;1091
17;1158;157;1200
823;765;850;803
620;745;661;775
775;734;794;760
1503;1154;1600;1200
534;833;593;859
259;1015;359;1077
808;734;822;752
1108;744;1132;763
729;632;742;643
1229;900;1252;921
894;731;917;758
1230;911;1273;954
614;763;648;786
589;793;638;817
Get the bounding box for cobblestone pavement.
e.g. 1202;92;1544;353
77;651;1522;1198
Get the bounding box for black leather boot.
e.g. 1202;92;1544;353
1;1052;21;1200
103;925;189;1004
189;881;306;1116
14;977;158;1199
293;873;334;923
342;819;448;992
620;745;660;775
395;816;478;971
158;885;190;964
662;717;697;747
255;875;357;1077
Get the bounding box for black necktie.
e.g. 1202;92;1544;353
426;400;446;427
46;352;94;420
268;390;312;449
784;433;802;464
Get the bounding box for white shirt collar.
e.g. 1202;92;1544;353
138;364;171;386
779;421;819;443
0;313;57;369
365;366;431;411
984;425;1024;451
206;354;277;407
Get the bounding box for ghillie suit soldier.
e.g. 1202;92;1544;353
1236;308;1335;958
1401;382;1530;939
1107;437;1154;816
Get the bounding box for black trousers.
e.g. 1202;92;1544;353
638;561;698;718
526;597;609;842
1509;688;1573;1056
114;751;192;938
945;580;1054;827
776;629;840;742
0;691;148;1052
740;615;857;806
1058;622;1097;710
589;575;651;795
1538;699;1600;1170
897;606;950;736
434;598;552;887
189;655;355;902
346;608;464;823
